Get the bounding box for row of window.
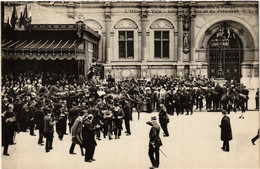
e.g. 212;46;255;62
119;31;170;59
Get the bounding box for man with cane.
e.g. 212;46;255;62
147;116;163;168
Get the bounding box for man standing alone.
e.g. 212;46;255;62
147;117;162;168
158;103;169;137
219;110;232;152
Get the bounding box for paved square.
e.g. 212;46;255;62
2;110;259;169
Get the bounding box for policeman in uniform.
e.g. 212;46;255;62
147;117;162;168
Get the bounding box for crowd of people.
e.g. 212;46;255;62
1;71;257;163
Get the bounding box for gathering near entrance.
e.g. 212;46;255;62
1;1;259;168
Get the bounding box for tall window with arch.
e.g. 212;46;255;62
154;31;170;58
119;31;134;59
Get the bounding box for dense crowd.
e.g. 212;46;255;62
1;71;256;162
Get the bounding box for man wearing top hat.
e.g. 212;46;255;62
82;114;97;163
158;101;169;137
147;116;162;168
219;110;232;152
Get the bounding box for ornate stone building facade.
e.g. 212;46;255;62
2;1;259;88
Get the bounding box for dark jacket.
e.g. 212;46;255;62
82;120;97;148
35;108;45;130
71;116;83;145
220;115;232;141
123;103;131;121
148;122;162;147
44;114;55;133
159;106;169;124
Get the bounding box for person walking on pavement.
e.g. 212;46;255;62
69;111;85;156
82;114;97;163
251;129;259;145
219;110;232;152
147;116;163;168
158;102;169;137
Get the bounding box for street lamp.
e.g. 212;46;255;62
211;27;230;78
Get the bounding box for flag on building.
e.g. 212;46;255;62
10;4;17;28
22;4;28;30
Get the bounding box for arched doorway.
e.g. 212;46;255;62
207;24;243;82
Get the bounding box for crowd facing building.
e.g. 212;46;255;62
2;70;257;157
1;1;259;165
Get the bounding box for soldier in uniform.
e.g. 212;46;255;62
195;86;204;111
242;86;249;110
206;87;213;111
147;117;163;168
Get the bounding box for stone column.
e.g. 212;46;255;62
140;2;148;62
177;6;184;62
190;7;196;62
104;2;112;63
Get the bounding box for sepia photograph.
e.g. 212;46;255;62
1;1;259;169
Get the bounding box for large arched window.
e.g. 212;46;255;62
150;19;174;59
114;19;138;59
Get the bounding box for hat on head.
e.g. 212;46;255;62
87;114;94;121
222;110;227;115
151;116;157;121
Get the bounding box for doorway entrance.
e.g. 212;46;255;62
207;25;243;82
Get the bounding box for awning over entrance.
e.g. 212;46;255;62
1;30;84;60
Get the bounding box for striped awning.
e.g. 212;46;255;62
1;34;84;60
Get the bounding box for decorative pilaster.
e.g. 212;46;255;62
140;2;148;62
190;4;197;62
103;2;112;63
177;4;184;62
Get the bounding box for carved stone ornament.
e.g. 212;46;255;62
121;69;132;78
150;19;174;29
195;16;206;28
84;19;102;30
183;17;190;53
157;69;167;76
114;19;138;29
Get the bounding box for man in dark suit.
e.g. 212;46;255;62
35;102;45;145
121;99;131;136
219;110;232;152
29;100;37;136
44;108;56;153
82;114;97;163
158;103;169;137
147;117;163;168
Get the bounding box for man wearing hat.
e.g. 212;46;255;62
82;114;97;162
69;111;85;155
121;99;131;136
219;110;232;152
147;116;162;168
44;108;56;153
35;102;45;145
158;101;169;137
